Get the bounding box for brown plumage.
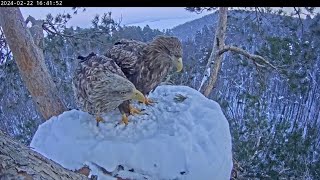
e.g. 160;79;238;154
106;36;183;95
72;53;145;124
105;36;183;115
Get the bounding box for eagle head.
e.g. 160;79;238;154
108;75;145;103
151;36;183;72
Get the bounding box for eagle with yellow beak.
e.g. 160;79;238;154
72;53;145;125
105;36;183;119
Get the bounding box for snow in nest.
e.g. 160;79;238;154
30;85;233;180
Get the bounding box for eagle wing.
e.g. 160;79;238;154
105;39;147;81
105;40;148;115
72;54;127;115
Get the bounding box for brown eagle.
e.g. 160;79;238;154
72;53;145;125
105;36;183;116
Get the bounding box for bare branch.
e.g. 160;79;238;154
293;7;304;35
218;45;278;70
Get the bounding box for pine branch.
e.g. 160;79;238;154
42;23;107;45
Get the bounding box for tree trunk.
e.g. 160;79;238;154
198;7;228;97
0;7;66;120
0;131;88;179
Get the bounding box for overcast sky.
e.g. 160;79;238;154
20;7;316;30
20;7;212;30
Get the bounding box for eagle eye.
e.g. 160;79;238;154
119;91;126;95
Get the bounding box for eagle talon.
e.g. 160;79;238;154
96;116;105;127
121;114;129;125
144;97;156;106
129;105;142;115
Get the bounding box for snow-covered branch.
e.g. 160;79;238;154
218;45;277;70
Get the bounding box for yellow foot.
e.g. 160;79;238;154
96;116;105;126
129;104;142;115
144;97;156;106
121;114;129;125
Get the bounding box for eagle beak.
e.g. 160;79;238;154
131;89;145;103
175;57;183;72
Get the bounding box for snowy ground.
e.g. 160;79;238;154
30;85;233;180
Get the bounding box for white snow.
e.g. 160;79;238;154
289;43;293;55
198;68;211;91
30;85;233;180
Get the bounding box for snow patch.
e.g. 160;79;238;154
30;85;233;180
198;68;211;91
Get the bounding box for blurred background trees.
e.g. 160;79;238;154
0;7;319;179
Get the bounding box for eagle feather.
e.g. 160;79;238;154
72;53;142;117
